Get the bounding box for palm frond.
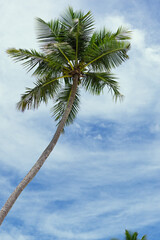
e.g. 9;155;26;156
90;27;131;42
113;26;132;40
6;48;48;71
36;17;63;43
32;58;62;77
111;230;147;240
141;235;147;240
125;230;133;240
82;29;131;71
82;72;123;101
7;48;50;73
60;6;94;60
36;18;75;69
52;83;80;126
61;6;94;35
16;74;62;111
6;48;66;75
132;232;139;240
44;42;75;69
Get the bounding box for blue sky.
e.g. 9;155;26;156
0;0;160;239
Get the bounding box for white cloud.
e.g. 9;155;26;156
100;15;131;31
94;134;102;140
1;136;160;239
150;123;160;133
145;46;160;65
0;230;33;240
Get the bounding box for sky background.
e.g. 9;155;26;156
0;0;160;239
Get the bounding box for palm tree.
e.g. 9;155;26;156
124;230;147;240
111;230;147;240
0;7;131;225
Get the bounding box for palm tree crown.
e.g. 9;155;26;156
124;230;147;240
111;230;147;240
7;6;131;127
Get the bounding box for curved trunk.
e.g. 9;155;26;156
0;75;79;226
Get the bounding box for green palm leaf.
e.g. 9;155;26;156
36;17;75;70
141;235;147;240
36;17;63;43
113;26;132;40
83;28;131;71
6;48;48;71
82;72;123;100
6;48;64;75
45;42;75;69
60;6;94;60
125;230;147;240
17;74;62;111
125;230;135;240
61;6;94;34
111;230;147;240
52;83;80;126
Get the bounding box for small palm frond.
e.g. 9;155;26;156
82;72;123;101
60;6;77;28
36;18;75;69
132;232;139;240
52;83;80;126
125;230;143;240
45;42;75;68
16;74;62;111
111;230;147;240
60;6;94;59
64;76;73;85
141;235;147;240
83;29;130;71
61;6;94;33
32;59;62;77
6;48;49;72
125;230;133;240
36;17;64;43
91;27;131;42
113;26;132;40
6;48;66;76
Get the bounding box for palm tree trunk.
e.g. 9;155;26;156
0;74;79;226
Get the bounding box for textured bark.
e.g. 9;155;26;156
0;75;79;226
